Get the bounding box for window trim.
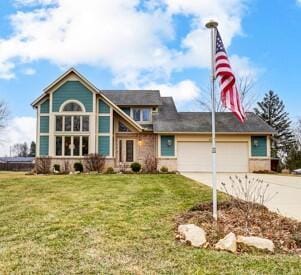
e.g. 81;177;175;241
130;108;152;123
118;139;135;163
250;135;268;158
59;100;86;112
55;115;90;133
55;135;90;157
158;135;177;158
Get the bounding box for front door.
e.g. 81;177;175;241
118;139;134;163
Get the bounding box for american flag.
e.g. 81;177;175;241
215;29;246;122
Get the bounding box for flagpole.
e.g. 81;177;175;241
205;20;218;221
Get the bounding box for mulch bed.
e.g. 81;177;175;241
175;200;301;254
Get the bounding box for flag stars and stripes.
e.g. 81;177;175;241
214;29;246;123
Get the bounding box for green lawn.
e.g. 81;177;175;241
0;173;300;274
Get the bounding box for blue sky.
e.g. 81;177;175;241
0;0;300;155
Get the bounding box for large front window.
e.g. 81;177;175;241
55;100;90;156
55;136;89;157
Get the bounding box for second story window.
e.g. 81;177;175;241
63;102;83;112
56;115;90;132
132;108;151;123
133;109;141;121
142;109;150;121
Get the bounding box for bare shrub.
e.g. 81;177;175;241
119;162;126;173
144;154;157;173
84;154;105;173
35;157;51;174
221;174;278;233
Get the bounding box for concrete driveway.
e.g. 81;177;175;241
182;172;301;221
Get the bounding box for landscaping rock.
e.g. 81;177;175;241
178;224;206;247
237;236;274;252
215;232;237;253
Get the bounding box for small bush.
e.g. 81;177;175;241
74;162;83;173
53;164;60;172
160;166;168;173
105;167;115;174
35;157;51;174
131;162;141;173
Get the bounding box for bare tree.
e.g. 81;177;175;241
295;118;301;149
12;142;29;157
0;101;8;131
197;75;257;112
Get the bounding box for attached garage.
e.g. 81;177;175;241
177;141;249;172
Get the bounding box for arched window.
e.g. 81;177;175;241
62;102;83;112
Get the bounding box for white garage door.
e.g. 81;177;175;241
177;142;249;172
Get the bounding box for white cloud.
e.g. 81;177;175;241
0;116;36;156
1;0;174;84
14;0;58;7
145;79;200;108
230;54;262;80
22;67;36;75
0;0;252;79
0;61;15;80
0;0;258;104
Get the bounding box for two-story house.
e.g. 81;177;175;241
32;68;274;172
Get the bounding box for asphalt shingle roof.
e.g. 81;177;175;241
101;90;162;106
153;97;275;133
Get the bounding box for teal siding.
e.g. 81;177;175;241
99;99;110;113
98;116;110;133
40;99;49;113
40;116;49;133
161;136;175;157
251;136;267;157
98;136;110;156
52;81;93;112
121;107;130;116
39;136;49;156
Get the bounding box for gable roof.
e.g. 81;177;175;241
30;68;275;134
153;97;275;134
31;68;143;132
101;90;162;106
31;68;99;107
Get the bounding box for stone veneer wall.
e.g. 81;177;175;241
46;158;115;172
136;134;157;164
115;133;157;169
249;158;271;172
157;158;177;172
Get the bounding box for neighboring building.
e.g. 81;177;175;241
0;157;34;171
31;68;275;172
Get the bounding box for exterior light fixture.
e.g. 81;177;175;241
138;136;142;146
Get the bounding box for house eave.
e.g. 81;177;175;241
154;131;274;135
98;92;143;132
